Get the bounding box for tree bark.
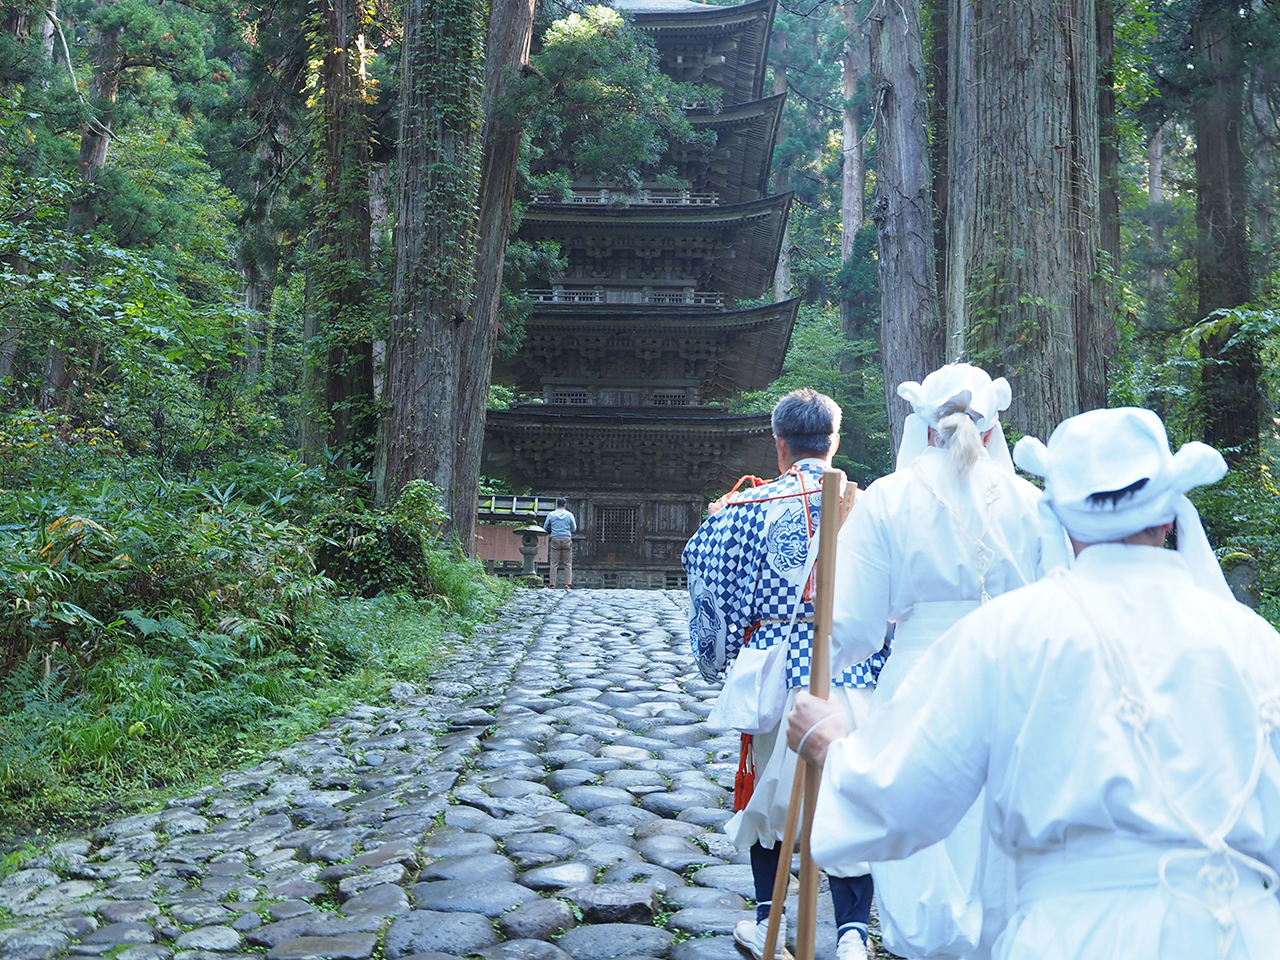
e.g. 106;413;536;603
302;0;374;466
40;0;56;61
448;0;537;555
839;0;866;333
0;325;17;389
1193;7;1257;459
1096;0;1119;269
241;115;288;379
1147;124;1165;302
772;32;792;302
869;0;943;453
376;0;484;524
370;161;391;401
927;0;949;310
943;0;973;360
1093;0;1118;408
68;10;120;234
945;0;1102;439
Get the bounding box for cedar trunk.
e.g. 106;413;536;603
448;0;537;555
376;0;483;527
378;0;535;544
946;0;1102;440
928;0;949;308
1093;0;1118;410
1193;11;1257;459
772;33;792;302
302;0;374;465
68;17;120;234
869;0;943;453
839;0;866;334
1147;125;1165;301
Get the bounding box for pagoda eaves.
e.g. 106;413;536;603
677;94;784;203
483;408;776;494
491;299;800;400
615;0;774;105
520;194;792;300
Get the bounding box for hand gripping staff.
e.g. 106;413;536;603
761;470;855;960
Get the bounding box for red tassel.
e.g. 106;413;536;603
734;733;755;811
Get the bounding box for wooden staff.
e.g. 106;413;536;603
761;470;852;960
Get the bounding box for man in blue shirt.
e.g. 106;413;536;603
543;497;577;588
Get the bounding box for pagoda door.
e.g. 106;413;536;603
594;502;641;566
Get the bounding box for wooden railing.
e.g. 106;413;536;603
531;188;719;206
523;288;725;307
476;495;558;521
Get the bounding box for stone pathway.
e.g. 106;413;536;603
0;590;860;960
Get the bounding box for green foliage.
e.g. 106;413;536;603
312;480;454;598
0;585;502;822
0;440;508;823
1192;458;1280;623
508;5;717;194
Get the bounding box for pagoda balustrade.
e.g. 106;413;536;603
531;188;720;207
523;287;726;307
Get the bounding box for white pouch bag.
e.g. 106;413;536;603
705;532;819;736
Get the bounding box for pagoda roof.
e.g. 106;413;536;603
483;408;777;493
519;194;791;299
493;299;799;398
615;0;774;105
679;94;784;202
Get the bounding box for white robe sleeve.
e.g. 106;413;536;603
830;488;893;669
811;618;994;868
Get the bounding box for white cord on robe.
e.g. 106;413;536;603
1060;577;1280;960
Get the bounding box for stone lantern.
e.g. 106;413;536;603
513;525;547;577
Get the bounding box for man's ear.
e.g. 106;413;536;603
829;434;840;458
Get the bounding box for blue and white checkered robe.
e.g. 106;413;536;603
682;459;888;689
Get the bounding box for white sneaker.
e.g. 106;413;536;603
734;917;795;960
835;932;869;960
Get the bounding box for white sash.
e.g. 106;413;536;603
706;530;821;736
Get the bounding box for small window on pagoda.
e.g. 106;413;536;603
597;506;638;544
651;392;688;406
553;389;590;405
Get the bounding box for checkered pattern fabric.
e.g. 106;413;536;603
683;461;887;689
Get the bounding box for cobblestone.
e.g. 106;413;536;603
0;591;855;960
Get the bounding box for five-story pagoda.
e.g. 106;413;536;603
482;0;795;588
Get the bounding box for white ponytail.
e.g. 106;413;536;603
933;411;984;475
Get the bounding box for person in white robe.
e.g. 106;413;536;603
792;406;1280;960
828;363;1043;960
683;389;888;960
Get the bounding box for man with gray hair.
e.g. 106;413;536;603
683;388;887;960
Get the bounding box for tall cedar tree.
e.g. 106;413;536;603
449;0;536;555
839;0;867;334
946;0;1105;440
868;0;943;452
300;0;375;466
1192;1;1258;459
379;0;537;552
378;0;484;521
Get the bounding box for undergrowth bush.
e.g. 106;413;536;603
0;421;510;827
1193;456;1280;622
